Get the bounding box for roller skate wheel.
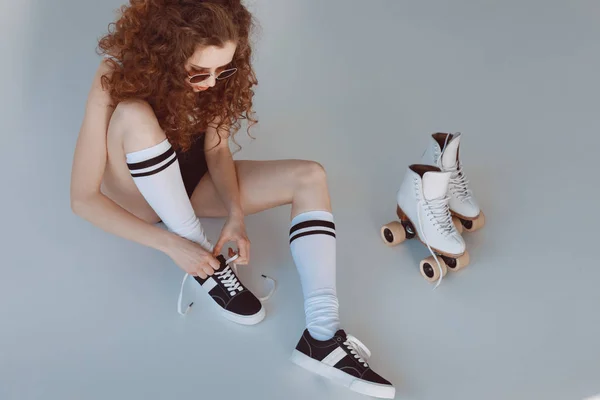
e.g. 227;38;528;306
443;251;470;272
419;256;448;283
463;211;485;232
380;221;406;246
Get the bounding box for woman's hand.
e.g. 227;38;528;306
164;235;221;279
213;213;250;265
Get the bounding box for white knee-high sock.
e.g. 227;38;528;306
126;139;213;251
289;210;340;341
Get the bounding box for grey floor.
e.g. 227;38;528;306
1;0;599;399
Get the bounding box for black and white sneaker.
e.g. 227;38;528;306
177;254;273;325
291;329;395;399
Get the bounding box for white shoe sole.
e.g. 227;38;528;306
290;350;395;399
220;305;265;325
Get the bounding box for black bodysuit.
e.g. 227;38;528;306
175;133;208;198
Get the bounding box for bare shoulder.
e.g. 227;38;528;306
111;99;166;150
113;99;156;122
111;99;162;133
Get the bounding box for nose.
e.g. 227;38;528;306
206;74;217;87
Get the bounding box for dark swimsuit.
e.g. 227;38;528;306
175;133;208;198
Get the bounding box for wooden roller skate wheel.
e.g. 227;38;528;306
443;251;470;272
463;211;486;232
381;221;406;246
419;256;448;283
452;217;464;234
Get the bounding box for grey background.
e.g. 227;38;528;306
1;0;599;399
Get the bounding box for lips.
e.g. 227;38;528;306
196;86;209;92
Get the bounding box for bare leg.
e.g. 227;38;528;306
102;99;213;253
192;159;340;340
101;104;161;224
190;159;331;218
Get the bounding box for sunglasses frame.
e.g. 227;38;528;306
187;67;238;84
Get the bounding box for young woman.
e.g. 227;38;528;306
70;0;395;397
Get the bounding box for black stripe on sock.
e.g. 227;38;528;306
130;155;177;177
289;220;335;236
127;147;175;171
289;230;336;244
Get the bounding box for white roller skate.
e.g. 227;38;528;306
381;165;470;286
421;132;485;233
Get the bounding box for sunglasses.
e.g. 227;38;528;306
187;68;238;84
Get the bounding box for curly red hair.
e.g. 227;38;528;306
97;0;258;151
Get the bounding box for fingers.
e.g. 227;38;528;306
196;262;216;279
196;270;208;279
213;235;230;257
214;234;250;265
196;251;220;278
206;254;220;270
236;238;250;265
193;265;211;279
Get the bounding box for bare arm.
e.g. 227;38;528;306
69;59;175;252
70;59;220;278
204;120;251;261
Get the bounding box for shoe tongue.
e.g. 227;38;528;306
422;171;451;200
441;133;460;169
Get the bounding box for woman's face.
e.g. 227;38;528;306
185;41;237;92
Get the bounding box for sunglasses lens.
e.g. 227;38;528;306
217;68;237;80
189;74;209;84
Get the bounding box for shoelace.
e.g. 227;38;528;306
417;195;455;289
214;265;244;296
177;254;276;315
440;133;472;203
424;197;455;237
448;166;472;202
228;261;276;303
343;335;372;368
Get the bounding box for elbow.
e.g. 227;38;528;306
70;196;86;216
70;192;96;217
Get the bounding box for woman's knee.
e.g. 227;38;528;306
109;100;166;153
296;160;328;187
